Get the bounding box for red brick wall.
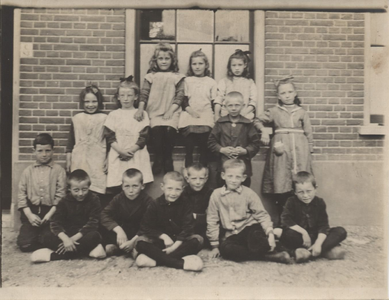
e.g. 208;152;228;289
264;11;384;161
18;8;125;161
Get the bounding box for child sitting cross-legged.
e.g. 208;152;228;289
182;163;214;248
31;169;106;262
275;171;347;263
135;171;204;272
207;159;291;264
100;168;153;256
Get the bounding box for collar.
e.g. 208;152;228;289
220;185;243;196
158;194;182;206
66;191;93;203
33;160;54;168
277;105;302;114
217;115;251;124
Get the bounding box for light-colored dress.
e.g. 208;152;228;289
256;105;314;194
143;72;185;129
70;112;107;194
178;76;217;130
214;77;257;120
105;109;153;187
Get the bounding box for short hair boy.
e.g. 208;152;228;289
207;159;290;263
208;91;260;187
135;171;204;272
17;133;67;252
100;169;153;256
31;169;106;262
182;163;213;248
275;171;347;263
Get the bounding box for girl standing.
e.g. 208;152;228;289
66;85;107;195
134;43;185;174
254;76;314;221
214;49;257;121
104;76;153;189
178;49;217;167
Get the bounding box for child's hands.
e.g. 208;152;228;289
160;234;174;248
261;133;270;146
163;110;174;120
308;243;322;257
126;145;140;156
27;214;42;227
57;236;79;254
234;147;247;156
210;248;220;258
134;109;144;121
302;232;312;248
267;233;276;252
118;149;133;161
40;214;51;225
120;239;135;253
220;147;237;159
116;230;128;247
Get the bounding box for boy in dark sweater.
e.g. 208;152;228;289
135;171;204;272
100;168;153;256
275;171;347;263
31;169;106;262
182;163;213;248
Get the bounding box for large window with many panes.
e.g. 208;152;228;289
135;9;253;85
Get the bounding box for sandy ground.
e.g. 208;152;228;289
2;225;387;294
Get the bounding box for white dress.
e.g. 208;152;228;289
105;109;154;187
178;76;217;129
70;112;107;194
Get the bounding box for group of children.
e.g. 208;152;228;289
17;42;347;271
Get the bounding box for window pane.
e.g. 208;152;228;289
140;44;158;84
215;10;249;42
177;10;214;42
177;45;213;76
214;45;249;82
139;10;175;41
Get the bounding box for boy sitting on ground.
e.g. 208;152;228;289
274;171;347;263
135;171;204;272
17;133;67;252
207;159;290;263
31;169;106;262
182;163;214;248
100;168;153;256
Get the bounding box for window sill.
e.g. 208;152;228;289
358;125;386;135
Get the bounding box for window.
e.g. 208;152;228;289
135;9;253;85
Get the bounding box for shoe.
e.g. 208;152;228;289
135;254;157;267
182;255;203;272
89;244;107;259
247;230;264;253
323;246;346;260
31;248;53;263
264;251;291;264
105;244;119;257
295;248;311;263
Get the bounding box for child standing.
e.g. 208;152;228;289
31;169;106;262
182;163;213;248
17;133;66;252
208;91;260;187
254;76;314;221
104;76;153;192
214;49;257;121
207;159;290;263
66;85;107;195
178;50;217;167
100;169;153;256
134;43;185;174
135;172;204;272
275;171;347;263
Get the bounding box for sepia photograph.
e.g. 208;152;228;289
0;0;388;299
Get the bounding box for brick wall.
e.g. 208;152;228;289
18;8;125;161
264;11;384;161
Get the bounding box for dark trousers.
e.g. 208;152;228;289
17;205;53;252
280;227;347;254
217;174;251;188
100;225;138;246
42;230;102;260
183;132;210;167
220;223;270;262
273;192;294;226
136;235;203;269
150;126;177;172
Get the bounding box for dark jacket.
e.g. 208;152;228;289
281;196;330;235
208;115;260;176
138;194;195;241
181;185;213;226
50;192;101;237
100;190;153;233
